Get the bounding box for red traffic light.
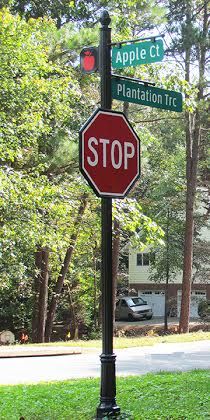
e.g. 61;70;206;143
80;47;98;74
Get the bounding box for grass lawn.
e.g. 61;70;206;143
22;330;210;349
0;370;210;419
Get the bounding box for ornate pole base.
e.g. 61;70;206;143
96;402;120;419
96;353;120;419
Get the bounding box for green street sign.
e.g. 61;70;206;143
112;39;164;69
112;78;183;112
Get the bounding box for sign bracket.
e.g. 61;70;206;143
109;33;165;47
112;73;156;87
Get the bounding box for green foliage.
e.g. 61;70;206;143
198;300;210;319
113;199;164;248
166;0;209;55
0;9;82;167
5;0;93;27
110;0;166;39
0;10;94;333
2;0;128;29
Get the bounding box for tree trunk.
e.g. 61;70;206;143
93;243;98;329
45;195;87;342
37;248;49;343
112;219;120;316
164;208;170;332
32;248;49;343
31;248;42;342
66;284;78;340
179;0;207;333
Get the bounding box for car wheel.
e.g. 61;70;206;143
146;315;152;320
128;313;134;322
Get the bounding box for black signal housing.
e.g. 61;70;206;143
80;47;98;74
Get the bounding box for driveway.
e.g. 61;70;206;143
0;340;210;384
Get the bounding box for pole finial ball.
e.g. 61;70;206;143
100;10;111;27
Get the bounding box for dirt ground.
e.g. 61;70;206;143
114;317;210;337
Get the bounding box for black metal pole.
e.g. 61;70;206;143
96;10;120;419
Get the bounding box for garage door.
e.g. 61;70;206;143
177;290;206;318
139;291;165;316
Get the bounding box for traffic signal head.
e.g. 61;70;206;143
80;47;98;74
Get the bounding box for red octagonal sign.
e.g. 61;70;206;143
79;108;140;198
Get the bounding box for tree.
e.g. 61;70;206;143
1;0;120;28
130;113;186;329
0;10;91;338
165;0;209;332
45;193;88;342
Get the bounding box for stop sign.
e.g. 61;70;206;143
79;108;140;198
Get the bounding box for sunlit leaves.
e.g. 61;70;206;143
0;10;81;166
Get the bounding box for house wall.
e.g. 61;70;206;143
129;212;210;286
129;251;151;284
129;282;210;299
129;189;210;283
129;250;183;285
129;247;210;317
128;193;210;317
